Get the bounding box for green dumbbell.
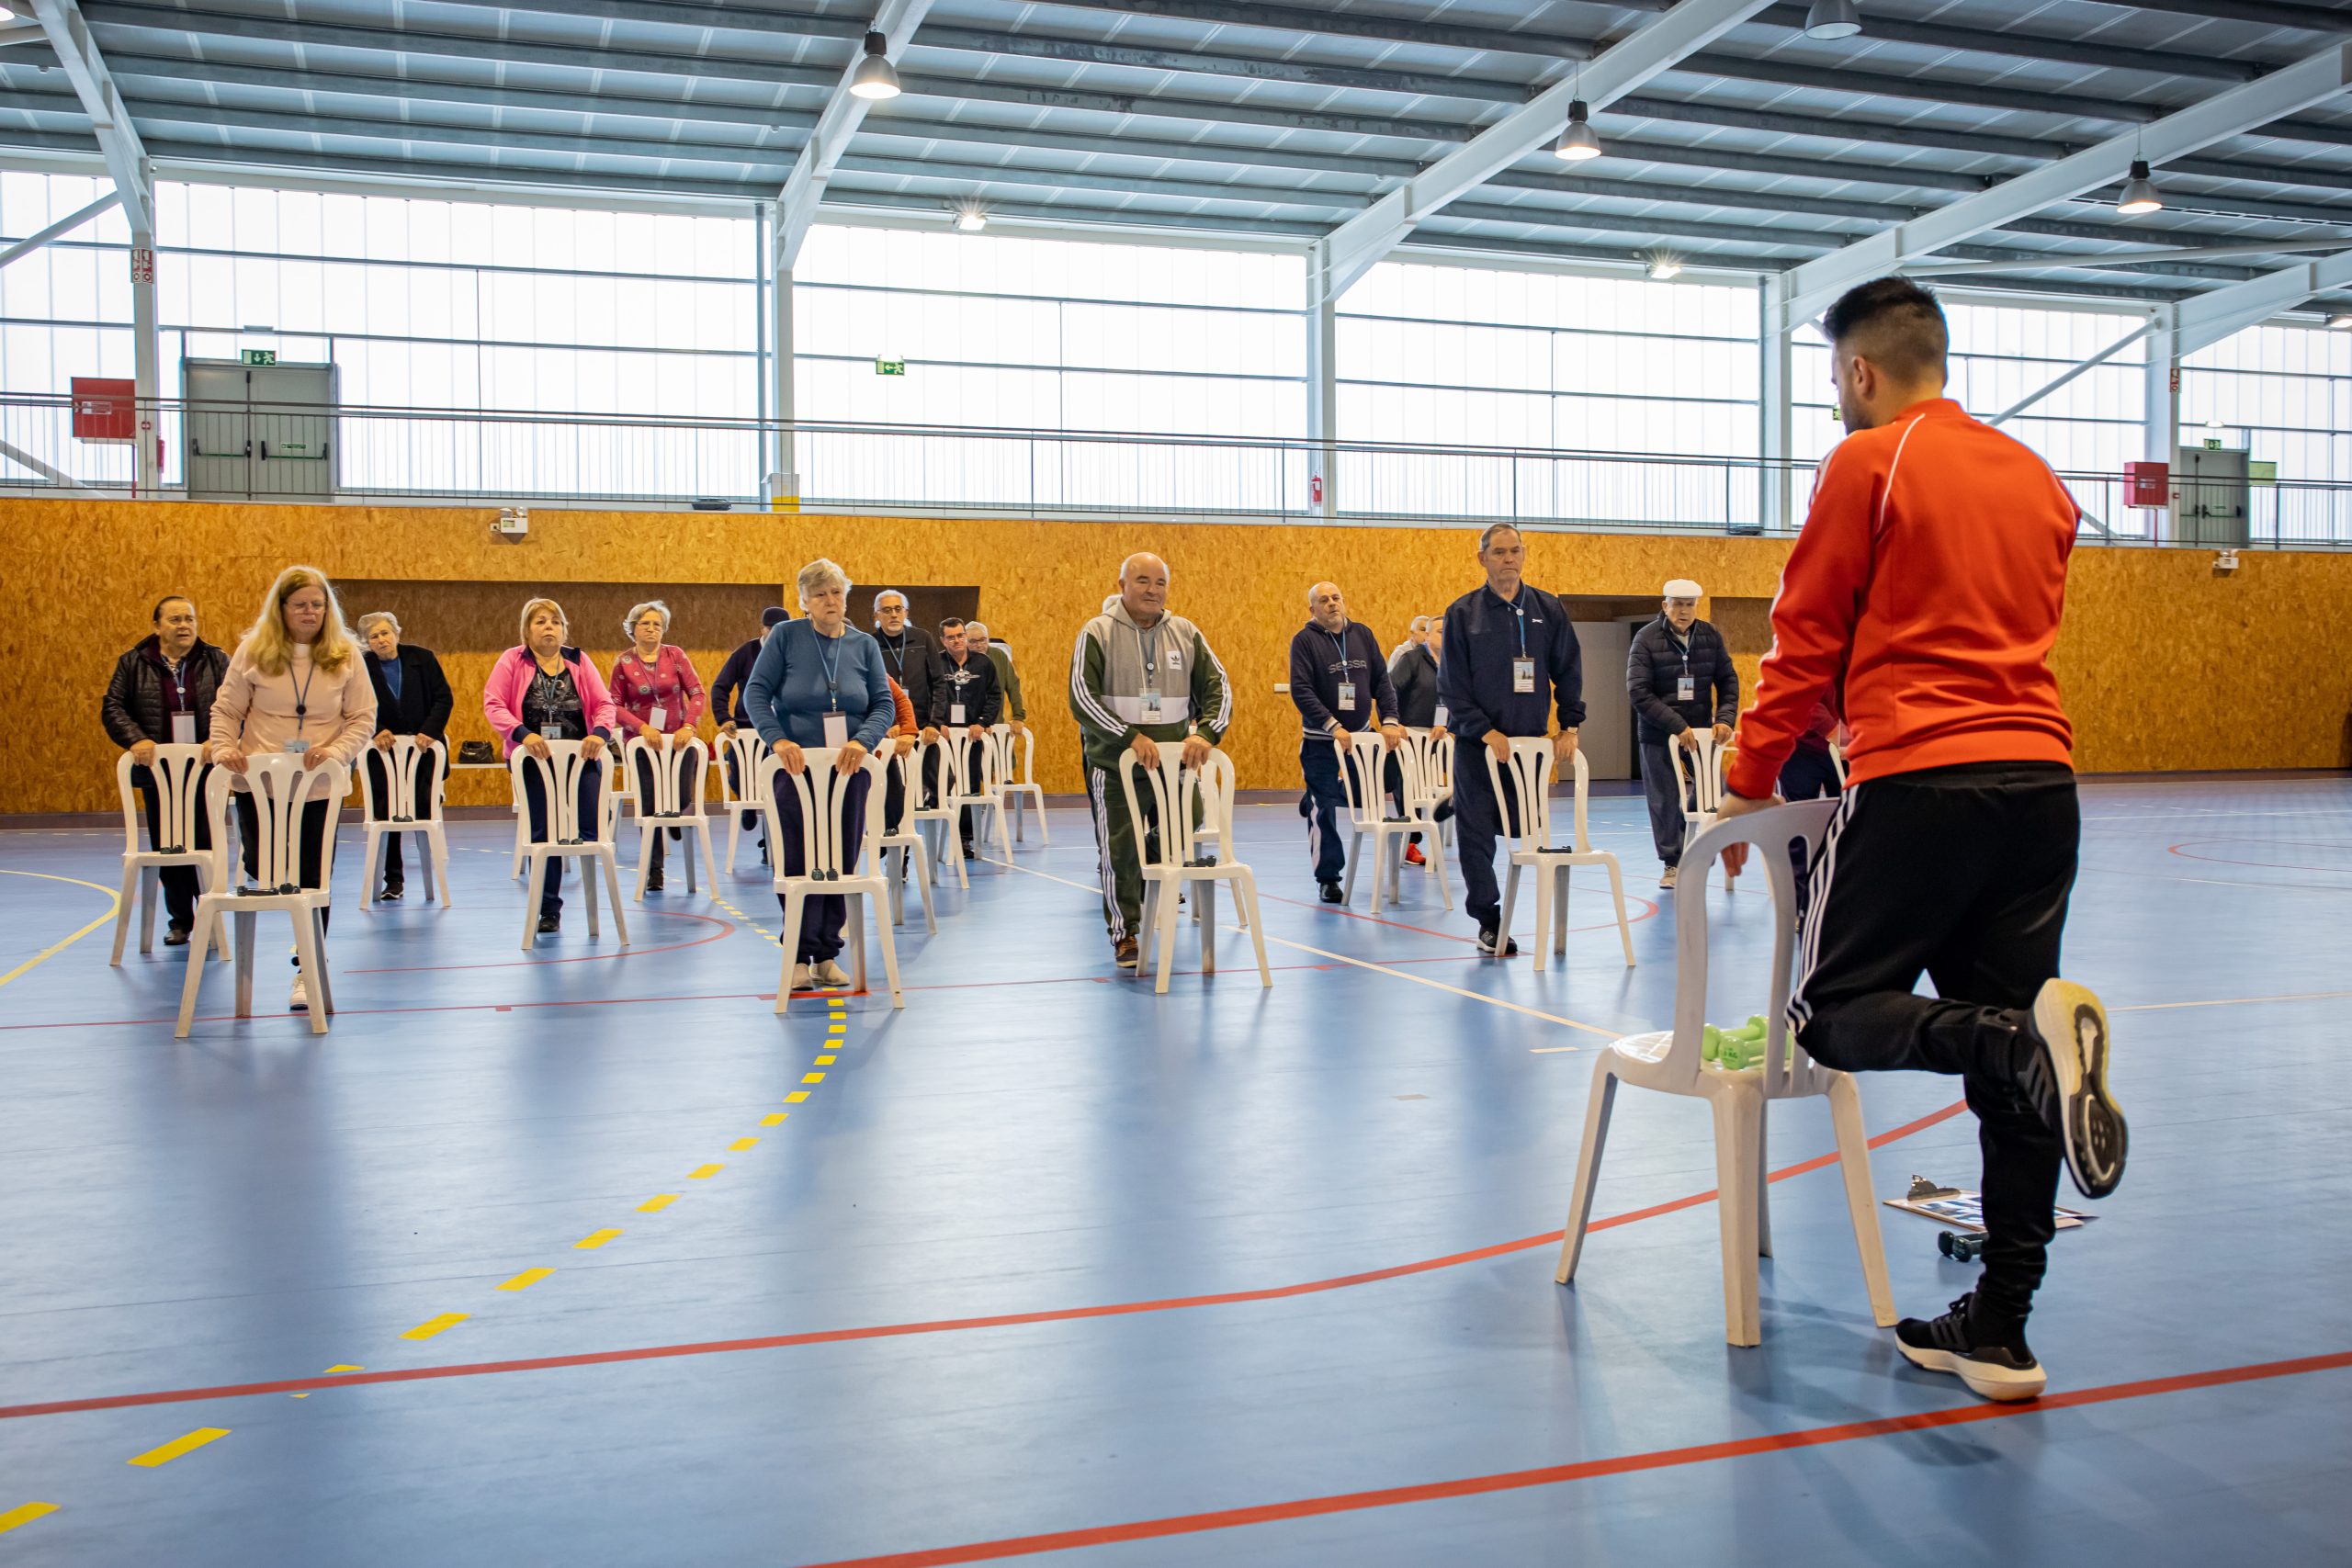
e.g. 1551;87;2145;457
1702;1024;1725;1064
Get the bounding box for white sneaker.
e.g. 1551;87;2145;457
789;963;816;991
1658;865;1679;889
813;959;852;987
288;973;309;1012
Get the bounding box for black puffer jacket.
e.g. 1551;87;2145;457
102;637;230;748
1627;615;1739;743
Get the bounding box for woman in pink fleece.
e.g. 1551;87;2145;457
207;565;378;1012
483;598;618;934
609;600;707;893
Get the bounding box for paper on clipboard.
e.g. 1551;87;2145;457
1883;1175;2090;1235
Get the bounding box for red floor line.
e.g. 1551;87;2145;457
0;1101;1968;1422
791;1349;2352;1568
2165;840;2352;875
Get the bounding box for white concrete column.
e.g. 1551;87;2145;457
130;220;158;495
1758;279;1793;534
1305;289;1338;520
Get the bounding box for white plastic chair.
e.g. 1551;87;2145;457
1490;739;1634;972
762;749;904;1015
624;733;720;900
1403;728;1456;856
356;737;452;909
1667;730;1738;892
1554;800;1894;1348
510;742;629;951
944;728;1014;869
111;745;231;964
175;756;346;1038
1336;730;1451;912
1121;750;1272;996
910;734;969;889
990;723;1049;845
1830;740;1849;787
717;729;772;872
874;746;939;933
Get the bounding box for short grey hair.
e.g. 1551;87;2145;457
1306;581;1340;608
873;589;907;613
797;558;852;605
965;620;989;637
1478;522;1522;552
356;611;401;637
1408;614;1430;633
1118;551;1169;583
624;600;671;638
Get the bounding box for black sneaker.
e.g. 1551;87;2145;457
163;922;191;948
537;914;560;934
1895;1292;2045;1402
647;870;665;892
1318;881;1343;905
1476;925;1519;957
379;880;403;902
1114;936;1140;969
2023;978;2126;1200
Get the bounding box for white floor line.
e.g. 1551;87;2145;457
2114;987;2352;1013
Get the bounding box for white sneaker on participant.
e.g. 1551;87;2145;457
813;958;851;987
288;973;309;1012
1658;865;1679;889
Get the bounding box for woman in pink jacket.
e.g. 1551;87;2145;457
609;599;707;893
483;598;618;934
207;564;378;1012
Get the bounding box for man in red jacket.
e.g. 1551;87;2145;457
1716;276;2125;1404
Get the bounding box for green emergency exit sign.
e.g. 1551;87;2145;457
874;356;906;376
242;349;277;366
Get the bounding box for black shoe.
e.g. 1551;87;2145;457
1476;925;1519;957
646;870;665;892
961;840;977;860
668;827;683;841
379;880;403;902
1895;1292;2046;1402
2020;978;2124;1200
163;922;191;948
537;915;560;934
1318;881;1343;904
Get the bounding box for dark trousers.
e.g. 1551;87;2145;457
362;746;436;883
233;792;336;960
774;767;871;963
134;764;214;926
1790;761;2078;1330
1451;741;1528;929
1778;743;1845;898
726;746;768;856
631;744;699;874
522;765;603;918
1299;738;1347;884
953;735;986;848
1639;739;1697;866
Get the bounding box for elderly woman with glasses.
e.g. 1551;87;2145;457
743;558;894;992
610;599;707;894
483;597;618;935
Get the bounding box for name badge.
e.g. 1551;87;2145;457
649;705;667;730
950;702;967;726
1512;657;1536;694
1432;704;1449;728
170;713;197;745
1142;690;1166;723
1676;676;1695;703
540;724;563;740
284;739;311;755
822;712;850;749
1337;682;1357;710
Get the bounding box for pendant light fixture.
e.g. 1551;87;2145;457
1554;66;1601;162
2117;158;2163;216
849;30;902;100
1804;0;1862;39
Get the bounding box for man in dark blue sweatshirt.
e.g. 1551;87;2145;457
1438;525;1585;955
1289;581;1401;903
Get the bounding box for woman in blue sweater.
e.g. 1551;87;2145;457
744;558;896;991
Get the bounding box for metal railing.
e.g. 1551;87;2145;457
5;392;2349;547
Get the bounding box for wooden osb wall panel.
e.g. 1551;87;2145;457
12;496;2345;816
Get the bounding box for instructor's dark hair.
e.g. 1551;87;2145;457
1821;276;1949;383
938;616;966;635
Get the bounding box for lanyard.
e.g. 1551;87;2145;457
290;660;316;735
1668;625;1690;673
1326;627;1351;669
1504;598;1525;658
879;632;909;677
166;658;187;709
1132;620;1164;684
814;628;843;711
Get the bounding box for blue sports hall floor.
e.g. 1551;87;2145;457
1;776;2347;1566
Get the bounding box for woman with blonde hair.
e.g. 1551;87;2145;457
207;565;379;1011
483;597;618;934
610;599;707;893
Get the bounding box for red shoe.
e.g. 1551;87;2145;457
1404;842;1426;866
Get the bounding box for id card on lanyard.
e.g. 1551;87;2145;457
817;630;850;748
171;713;197;744
1510;604;1534;694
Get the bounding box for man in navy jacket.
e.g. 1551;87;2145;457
1626;578;1739;889
1438;525;1585;954
1288;582;1401;902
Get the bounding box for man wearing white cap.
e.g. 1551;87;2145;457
1626;578;1738;888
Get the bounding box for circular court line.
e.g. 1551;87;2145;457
0;869;122;988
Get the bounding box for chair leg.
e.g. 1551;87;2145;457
695;823;718;894
1340;830;1362;906
1531;861;1552;976
1133;881;1160;981
357;827;379;912
1711;1089;1764;1347
139;865;159;955
871;890;905;1009
416;827;435;904
775;889;808;1016
912;844;938;934
633;824;652;902
1604;854;1634;966
1555;1060;1620;1284
603;852;630;944
1154;878;1181;995
521;854;548;950
434;829;453;908
1554;863;1571;960
581;852;603;939
1198;879;1217;977
1829;1073;1899;1326
885;846;906;926
308;908;336;1018
1430;828;1453;910
174;902;214;1038
847;893;868;994
1756;1097;1773;1258
1233;870;1272;987
1498;861;1521;952
291;910;330;1036
111;861;140;964
232;910;257;1020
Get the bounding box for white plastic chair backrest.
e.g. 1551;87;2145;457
1484;736;1557;850
625;733;708;818
763;749;886;879
116;743;212;854
508;740;615;846
1409;728;1453;804
913;733;954;808
883;746;923;835
1658;799;1839;1098
719;730;769;808
950;728;1003;800
997;723;1039;785
1829;741;1849;787
1118;749;1238;872
207;753;347;891
1668;730;1728;814
358;736;448;825
1335;730;1387;829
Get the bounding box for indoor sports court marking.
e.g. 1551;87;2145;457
791;1350;2352;1568
126;1428;230;1468
0;869;120;987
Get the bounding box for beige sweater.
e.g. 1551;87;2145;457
207;642;378;784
